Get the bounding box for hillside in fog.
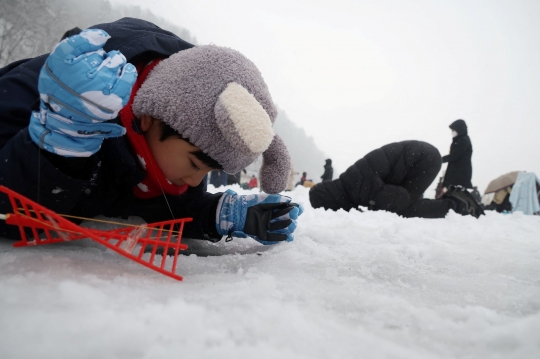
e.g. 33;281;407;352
0;0;196;67
274;109;327;183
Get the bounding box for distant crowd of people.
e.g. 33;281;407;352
209;118;536;219
209;169;259;190
207;118;487;219
207;119;485;219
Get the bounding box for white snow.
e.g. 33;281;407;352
0;185;539;359
79;29;110;46
137;182;149;192
137;154;146;170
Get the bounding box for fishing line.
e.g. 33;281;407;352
131;120;177;223
33;112;177;226
7;209;184;236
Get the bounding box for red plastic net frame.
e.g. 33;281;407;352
0;185;192;281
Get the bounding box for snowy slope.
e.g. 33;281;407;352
0;185;539;359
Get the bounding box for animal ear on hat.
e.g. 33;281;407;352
215;82;275;158
260;134;291;194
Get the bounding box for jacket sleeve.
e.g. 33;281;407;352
0;56;98;239
175;189;223;241
0;130;100;239
90;18;194;64
442;137;471;163
0;55;46;149
129;184;223;241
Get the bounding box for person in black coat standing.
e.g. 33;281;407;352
321;159;333;182
442;119;473;189
309;141;484;218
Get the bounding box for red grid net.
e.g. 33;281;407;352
0;185;192;281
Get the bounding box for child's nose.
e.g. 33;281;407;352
183;171;209;187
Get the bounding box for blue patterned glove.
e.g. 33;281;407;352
29;29;137;157
216;189;303;245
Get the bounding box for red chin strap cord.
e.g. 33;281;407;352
119;59;188;199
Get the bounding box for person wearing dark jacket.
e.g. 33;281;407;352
209;170;228;188
227;169;246;186
296;172;307;187
309;141;484;218
0;18;302;245
321;159;333;182
442;119;473;189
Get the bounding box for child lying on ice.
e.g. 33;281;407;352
309;140;484;218
0;18;302;244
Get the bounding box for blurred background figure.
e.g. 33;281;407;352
321;159;333;182
248;175;259;189
210;170;228;188
227;169;247;186
296;172;307;187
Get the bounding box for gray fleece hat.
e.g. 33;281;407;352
132;45;290;194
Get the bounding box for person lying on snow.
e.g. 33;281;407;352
309;141;484;218
0;18;302;244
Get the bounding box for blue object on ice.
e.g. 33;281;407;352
28;29;137;157
509;172;540;215
216;189;303;245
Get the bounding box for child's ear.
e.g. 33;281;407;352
139;114;155;132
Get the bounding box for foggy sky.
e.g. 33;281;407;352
112;0;540;193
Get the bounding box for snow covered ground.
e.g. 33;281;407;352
0;185;539;359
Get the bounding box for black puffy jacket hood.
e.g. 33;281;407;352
449;119;468;136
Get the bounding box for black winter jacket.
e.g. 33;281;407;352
309;141;442;213
0;18;222;240
321;159;333;182
442;119;473;188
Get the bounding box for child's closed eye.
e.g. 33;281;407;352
190;160;200;170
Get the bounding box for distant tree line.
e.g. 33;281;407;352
0;0;196;67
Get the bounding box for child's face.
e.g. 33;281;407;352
140;116;214;187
